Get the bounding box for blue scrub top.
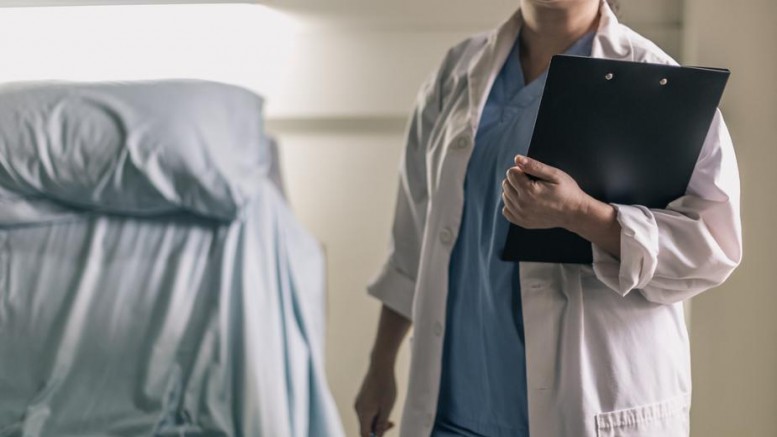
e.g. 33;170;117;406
433;31;595;437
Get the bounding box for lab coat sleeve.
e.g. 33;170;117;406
366;66;444;321
591;111;743;304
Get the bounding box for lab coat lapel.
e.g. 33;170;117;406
591;0;633;60
466;10;522;135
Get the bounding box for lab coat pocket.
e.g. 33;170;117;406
595;394;690;437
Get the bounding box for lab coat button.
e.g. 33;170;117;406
439;228;454;245
453;137;470;150
433;322;443;336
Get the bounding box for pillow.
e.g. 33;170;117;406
0;80;269;221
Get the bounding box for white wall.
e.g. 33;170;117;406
684;1;777;436
273;126;412;436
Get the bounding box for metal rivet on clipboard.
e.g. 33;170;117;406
605;72;614;80
659;78;668;86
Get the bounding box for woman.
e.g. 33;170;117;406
355;0;742;436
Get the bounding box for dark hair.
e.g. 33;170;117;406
606;0;620;14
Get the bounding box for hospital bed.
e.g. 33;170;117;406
0;80;344;437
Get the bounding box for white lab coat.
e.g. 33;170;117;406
367;1;743;436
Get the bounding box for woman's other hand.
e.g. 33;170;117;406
356;306;409;436
501;154;590;229
354;362;397;437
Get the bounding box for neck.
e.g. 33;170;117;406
519;0;600;60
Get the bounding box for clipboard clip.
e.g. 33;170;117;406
604;72;669;86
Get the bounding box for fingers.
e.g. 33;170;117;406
505;167;531;192
355;403;377;437
373;408;393;436
501;178;525;226
502;204;522;225
501;179;520;210
504;166;540;204
514;155;561;183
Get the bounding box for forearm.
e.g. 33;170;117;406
566;196;622;258
370;305;412;370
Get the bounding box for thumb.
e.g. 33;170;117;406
357;405;378;437
374;408;392;436
514;155;560;182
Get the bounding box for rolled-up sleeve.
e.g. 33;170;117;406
367;65;444;320
592;110;743;304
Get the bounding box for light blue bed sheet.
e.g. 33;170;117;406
0;181;345;437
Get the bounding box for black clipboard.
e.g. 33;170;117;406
502;55;730;264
